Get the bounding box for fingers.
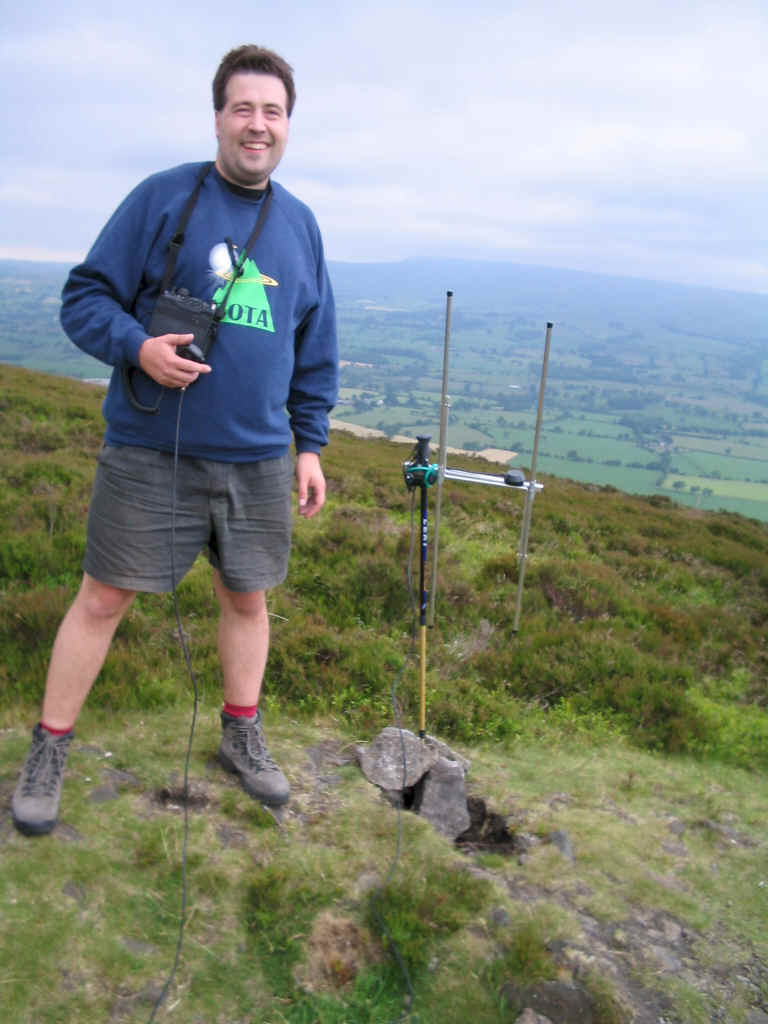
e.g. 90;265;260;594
296;454;326;519
137;333;211;388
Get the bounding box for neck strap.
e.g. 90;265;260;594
212;183;273;321
158;162;214;295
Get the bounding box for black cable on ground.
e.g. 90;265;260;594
147;390;199;1022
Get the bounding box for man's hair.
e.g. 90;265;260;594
213;45;296;116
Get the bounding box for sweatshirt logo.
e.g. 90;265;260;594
209;243;276;334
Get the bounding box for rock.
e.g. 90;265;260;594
414;756;471;839
649;945;682;972
662;918;682;944
514;978;598;1019
424;733;470;773
356;727;441;790
547;829;575;862
515;1011;553;1024
489;906;511;928
89;783;120;804
54;823;83;842
502;980;596;1023
62;881;87;906
747;1011;768;1024
121;937;158;956
662;841;688;857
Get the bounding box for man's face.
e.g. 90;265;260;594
215;72;289;189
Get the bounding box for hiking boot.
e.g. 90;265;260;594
218;710;290;807
12;724;74;836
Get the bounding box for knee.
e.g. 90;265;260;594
220;589;267;618
77;576;135;622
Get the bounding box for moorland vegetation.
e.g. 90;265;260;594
0;363;767;1023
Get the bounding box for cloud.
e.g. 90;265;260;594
1;0;767;292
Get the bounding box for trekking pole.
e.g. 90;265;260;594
512;322;553;632
428;290;453;628
402;436;438;738
418;467;429;738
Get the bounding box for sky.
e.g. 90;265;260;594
1;0;767;295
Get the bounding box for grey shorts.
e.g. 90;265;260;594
84;445;294;593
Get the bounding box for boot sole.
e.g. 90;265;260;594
11;812;56;836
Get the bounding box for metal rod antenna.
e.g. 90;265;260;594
428;290;453;628
513;322;553;632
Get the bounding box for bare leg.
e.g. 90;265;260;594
41;572;136;729
212;570;269;706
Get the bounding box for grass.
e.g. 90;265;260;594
2;707;766;1022
1;363;768;1021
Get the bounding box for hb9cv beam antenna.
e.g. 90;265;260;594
402;291;552;737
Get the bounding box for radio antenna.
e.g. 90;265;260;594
513;321;552;631
428;290;453;627
401;299;551;737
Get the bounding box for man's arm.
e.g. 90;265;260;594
60;172;181;371
287;231;338;455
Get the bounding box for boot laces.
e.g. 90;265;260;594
22;734;70;797
231;719;278;772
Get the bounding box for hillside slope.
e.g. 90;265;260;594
0;362;766;1022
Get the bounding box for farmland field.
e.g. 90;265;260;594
3;256;768;519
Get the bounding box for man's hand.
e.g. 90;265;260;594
138;334;212;389
296;452;326;518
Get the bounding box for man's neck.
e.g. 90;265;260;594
214;164;268;200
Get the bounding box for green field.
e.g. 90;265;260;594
4;256;768;519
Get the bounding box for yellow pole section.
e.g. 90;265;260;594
419;624;427;737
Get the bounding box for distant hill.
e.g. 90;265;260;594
3;257;768;519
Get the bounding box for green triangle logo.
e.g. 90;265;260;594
212;258;275;333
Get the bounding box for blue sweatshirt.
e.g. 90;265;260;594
61;162;338;461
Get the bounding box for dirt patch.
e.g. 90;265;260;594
293;911;379;994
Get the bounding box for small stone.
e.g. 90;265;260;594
515;1011;554;1024
89;783;120;804
217;824;247;848
62;881;86;906
512;980;596;1023
489;906;511;928
662;919;682;944
547;829;574;862
54;824;83;842
121;937;158;956
649;945;682;972
662;841;688;857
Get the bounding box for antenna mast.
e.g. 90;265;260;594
401;296;552;737
428;290;453;627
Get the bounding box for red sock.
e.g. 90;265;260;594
40;721;74;736
222;702;258;718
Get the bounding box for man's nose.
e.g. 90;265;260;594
247;108;267;132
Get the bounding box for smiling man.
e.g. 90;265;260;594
11;46;338;836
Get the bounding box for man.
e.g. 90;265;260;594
12;45;338;835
